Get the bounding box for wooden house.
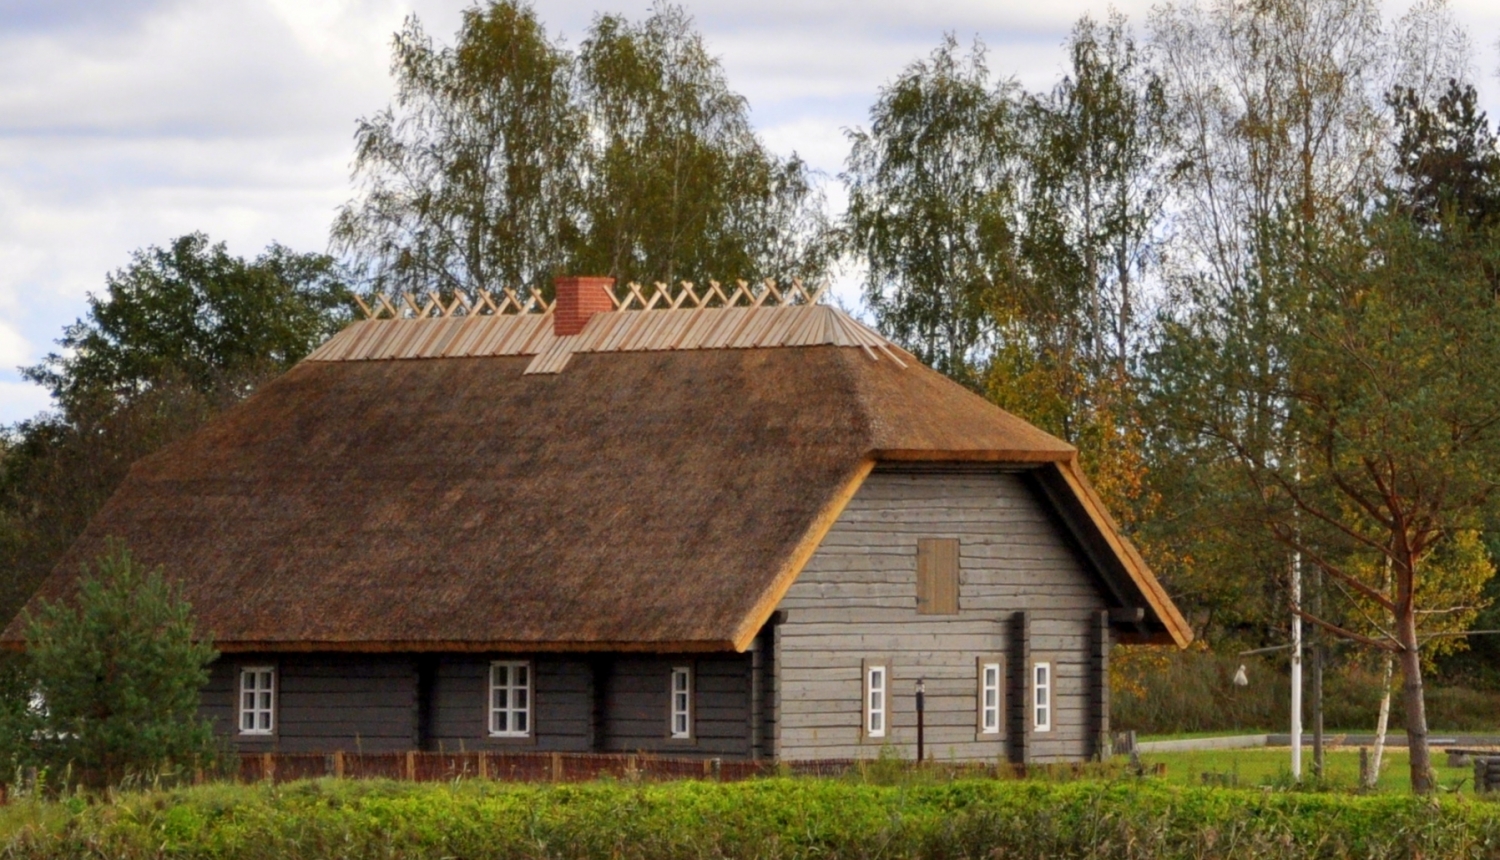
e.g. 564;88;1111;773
2;277;1190;763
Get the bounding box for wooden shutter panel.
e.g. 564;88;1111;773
917;538;960;615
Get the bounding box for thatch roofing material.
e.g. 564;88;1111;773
4;308;1192;651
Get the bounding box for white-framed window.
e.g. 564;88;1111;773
1033;662;1052;733
670;666;693;739
866;664;887;738
980;662;1002;734
489;661;531;737
238;666;275;735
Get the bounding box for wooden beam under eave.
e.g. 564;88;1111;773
868;448;1075;464
1053;457;1194;649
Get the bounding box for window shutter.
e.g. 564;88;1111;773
917;538;960;615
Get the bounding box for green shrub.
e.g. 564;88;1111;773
2;778;1499;859
19;541;218;790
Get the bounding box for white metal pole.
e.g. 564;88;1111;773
1291;547;1303;782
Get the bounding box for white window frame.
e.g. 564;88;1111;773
865;664;887;738
488;660;532;738
238;666;276;736
670;666;693;739
980;661;1002;735
1033;662;1052;733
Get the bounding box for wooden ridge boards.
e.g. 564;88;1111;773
354;280;826;320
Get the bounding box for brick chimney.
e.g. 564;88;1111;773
552;276;616;336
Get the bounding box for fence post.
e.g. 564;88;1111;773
711;758;722;782
479;752;489;780
261;753;274;783
333;751;345;779
406;751;416;782
551;752;563;782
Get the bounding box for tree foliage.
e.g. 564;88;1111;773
25;233;349;412
844;19;1166;524
847;0;1493;792
334;1;835;295
844;37;1021;386
19;542;217;789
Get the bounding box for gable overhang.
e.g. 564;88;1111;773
1029;457;1193;647
733;450;1193;653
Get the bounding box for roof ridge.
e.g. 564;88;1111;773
304;304;910;372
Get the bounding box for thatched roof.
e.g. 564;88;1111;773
2;305;1190;651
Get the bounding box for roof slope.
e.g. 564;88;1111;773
3;310;1189;651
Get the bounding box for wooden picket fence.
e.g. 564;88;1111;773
238;751;770;785
232;752;1114;785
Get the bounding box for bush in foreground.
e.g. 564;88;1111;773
15;542;218;789
2;778;1500;859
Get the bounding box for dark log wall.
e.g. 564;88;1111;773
599;656;751;756
203;652;756;758
204;654;419;753
427;656;593;751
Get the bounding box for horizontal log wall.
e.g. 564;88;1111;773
205;655;419;753
428;656;592;751
203;652;756;758
775;466;1109;763
600;655;752;757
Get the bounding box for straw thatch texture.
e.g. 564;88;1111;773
3;344;1090;652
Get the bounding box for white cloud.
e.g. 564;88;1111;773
0;0;1496;431
0;320;30;367
0;380;53;425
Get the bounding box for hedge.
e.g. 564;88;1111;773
2;777;1500;859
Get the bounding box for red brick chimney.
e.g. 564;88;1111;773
553;276;616;336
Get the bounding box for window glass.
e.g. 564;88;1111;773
670;666;692;738
1033;662;1052;732
980;662;1001;733
867;665;887;737
490;661;532;737
239;667;275;735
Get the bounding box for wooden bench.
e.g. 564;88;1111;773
1446;747;1500;768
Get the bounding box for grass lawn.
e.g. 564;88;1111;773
1141;746;1478;793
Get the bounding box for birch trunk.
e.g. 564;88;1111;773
1365;651;1393;790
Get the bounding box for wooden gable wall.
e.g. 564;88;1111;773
772;465;1112;763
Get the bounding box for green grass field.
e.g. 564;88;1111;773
1142;746;1477;793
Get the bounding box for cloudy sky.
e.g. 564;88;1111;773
2;0;1498;424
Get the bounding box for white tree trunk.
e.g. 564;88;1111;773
1366;651;1393;789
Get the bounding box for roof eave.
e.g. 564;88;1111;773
208;638;744;654
1034;457;1194;648
869;448;1075;463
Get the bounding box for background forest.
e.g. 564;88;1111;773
4;0;1500;775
